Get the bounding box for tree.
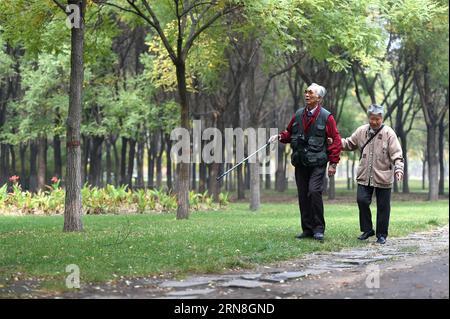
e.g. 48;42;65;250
407;0;449;200
6;51;70;191
55;0;87;231
96;0;242;219
0;34;16;186
349;0;449;198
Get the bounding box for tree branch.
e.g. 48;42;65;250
52;0;66;13
180;1;214;18
139;0;178;62
256;58;302;119
183;4;240;58
351;64;367;113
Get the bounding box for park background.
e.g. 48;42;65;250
0;0;448;294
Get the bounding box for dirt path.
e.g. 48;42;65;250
1;225;448;299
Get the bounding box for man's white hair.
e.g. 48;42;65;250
307;83;327;98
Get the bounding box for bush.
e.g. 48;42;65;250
0;183;229;215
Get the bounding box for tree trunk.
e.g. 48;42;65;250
0;87;10;185
265;161;271;190
393;179;399;193
199;160;207;193
438;118;446;195
136;139;145;189
0;144;10;185
226;164;232;191
29;141;38;192
147;135;156;189
106;139;112;185
120;136;128;186
208;163;220;202
156;133;163;188
175;61;190;219
427;125;439;201
249;160;260;211
63;0;86;232
245;161;250;189
399;134;410;193
37;136;47;191
53;135;62;179
0;99;8;185
323;175;329;196
166;135;173;190
127;138;136;189
422;154;427;190
191;162;197;191
20;143;27;189
328;175;335;200
81;135;89;184
111;137;120;186
9;145;16;176
88;136;103;187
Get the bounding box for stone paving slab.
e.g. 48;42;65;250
240;274;263;280
166;288;216;296
262;270;327;282
219;279;267;288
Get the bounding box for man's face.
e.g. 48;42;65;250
369;113;383;130
304;89;321;109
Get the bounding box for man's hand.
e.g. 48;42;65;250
327;137;333;145
268;134;280;143
328;163;337;177
395;172;403;181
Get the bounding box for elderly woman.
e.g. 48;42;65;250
269;83;342;241
341;104;404;244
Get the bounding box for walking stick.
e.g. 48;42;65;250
216;139;275;181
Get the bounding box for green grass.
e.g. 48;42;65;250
256;178;449;200
0;200;448;291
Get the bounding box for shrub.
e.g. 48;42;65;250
0;183;229;215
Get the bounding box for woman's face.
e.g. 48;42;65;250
369;113;383;130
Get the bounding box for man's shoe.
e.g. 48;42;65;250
313;233;324;241
357;230;375;240
295;233;313;239
376;236;386;244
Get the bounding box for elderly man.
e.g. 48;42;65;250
341;104;404;244
269;83;342;241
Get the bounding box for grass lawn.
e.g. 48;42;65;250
0;200;448;291
259;178;449;198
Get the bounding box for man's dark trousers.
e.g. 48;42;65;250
294;164;326;235
356;184;391;238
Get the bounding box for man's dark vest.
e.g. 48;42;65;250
291;107;331;167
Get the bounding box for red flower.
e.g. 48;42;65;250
51;176;60;184
9;175;19;183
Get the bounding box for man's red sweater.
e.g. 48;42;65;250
279;107;342;164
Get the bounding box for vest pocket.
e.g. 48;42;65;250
308;136;324;152
316;124;326;137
